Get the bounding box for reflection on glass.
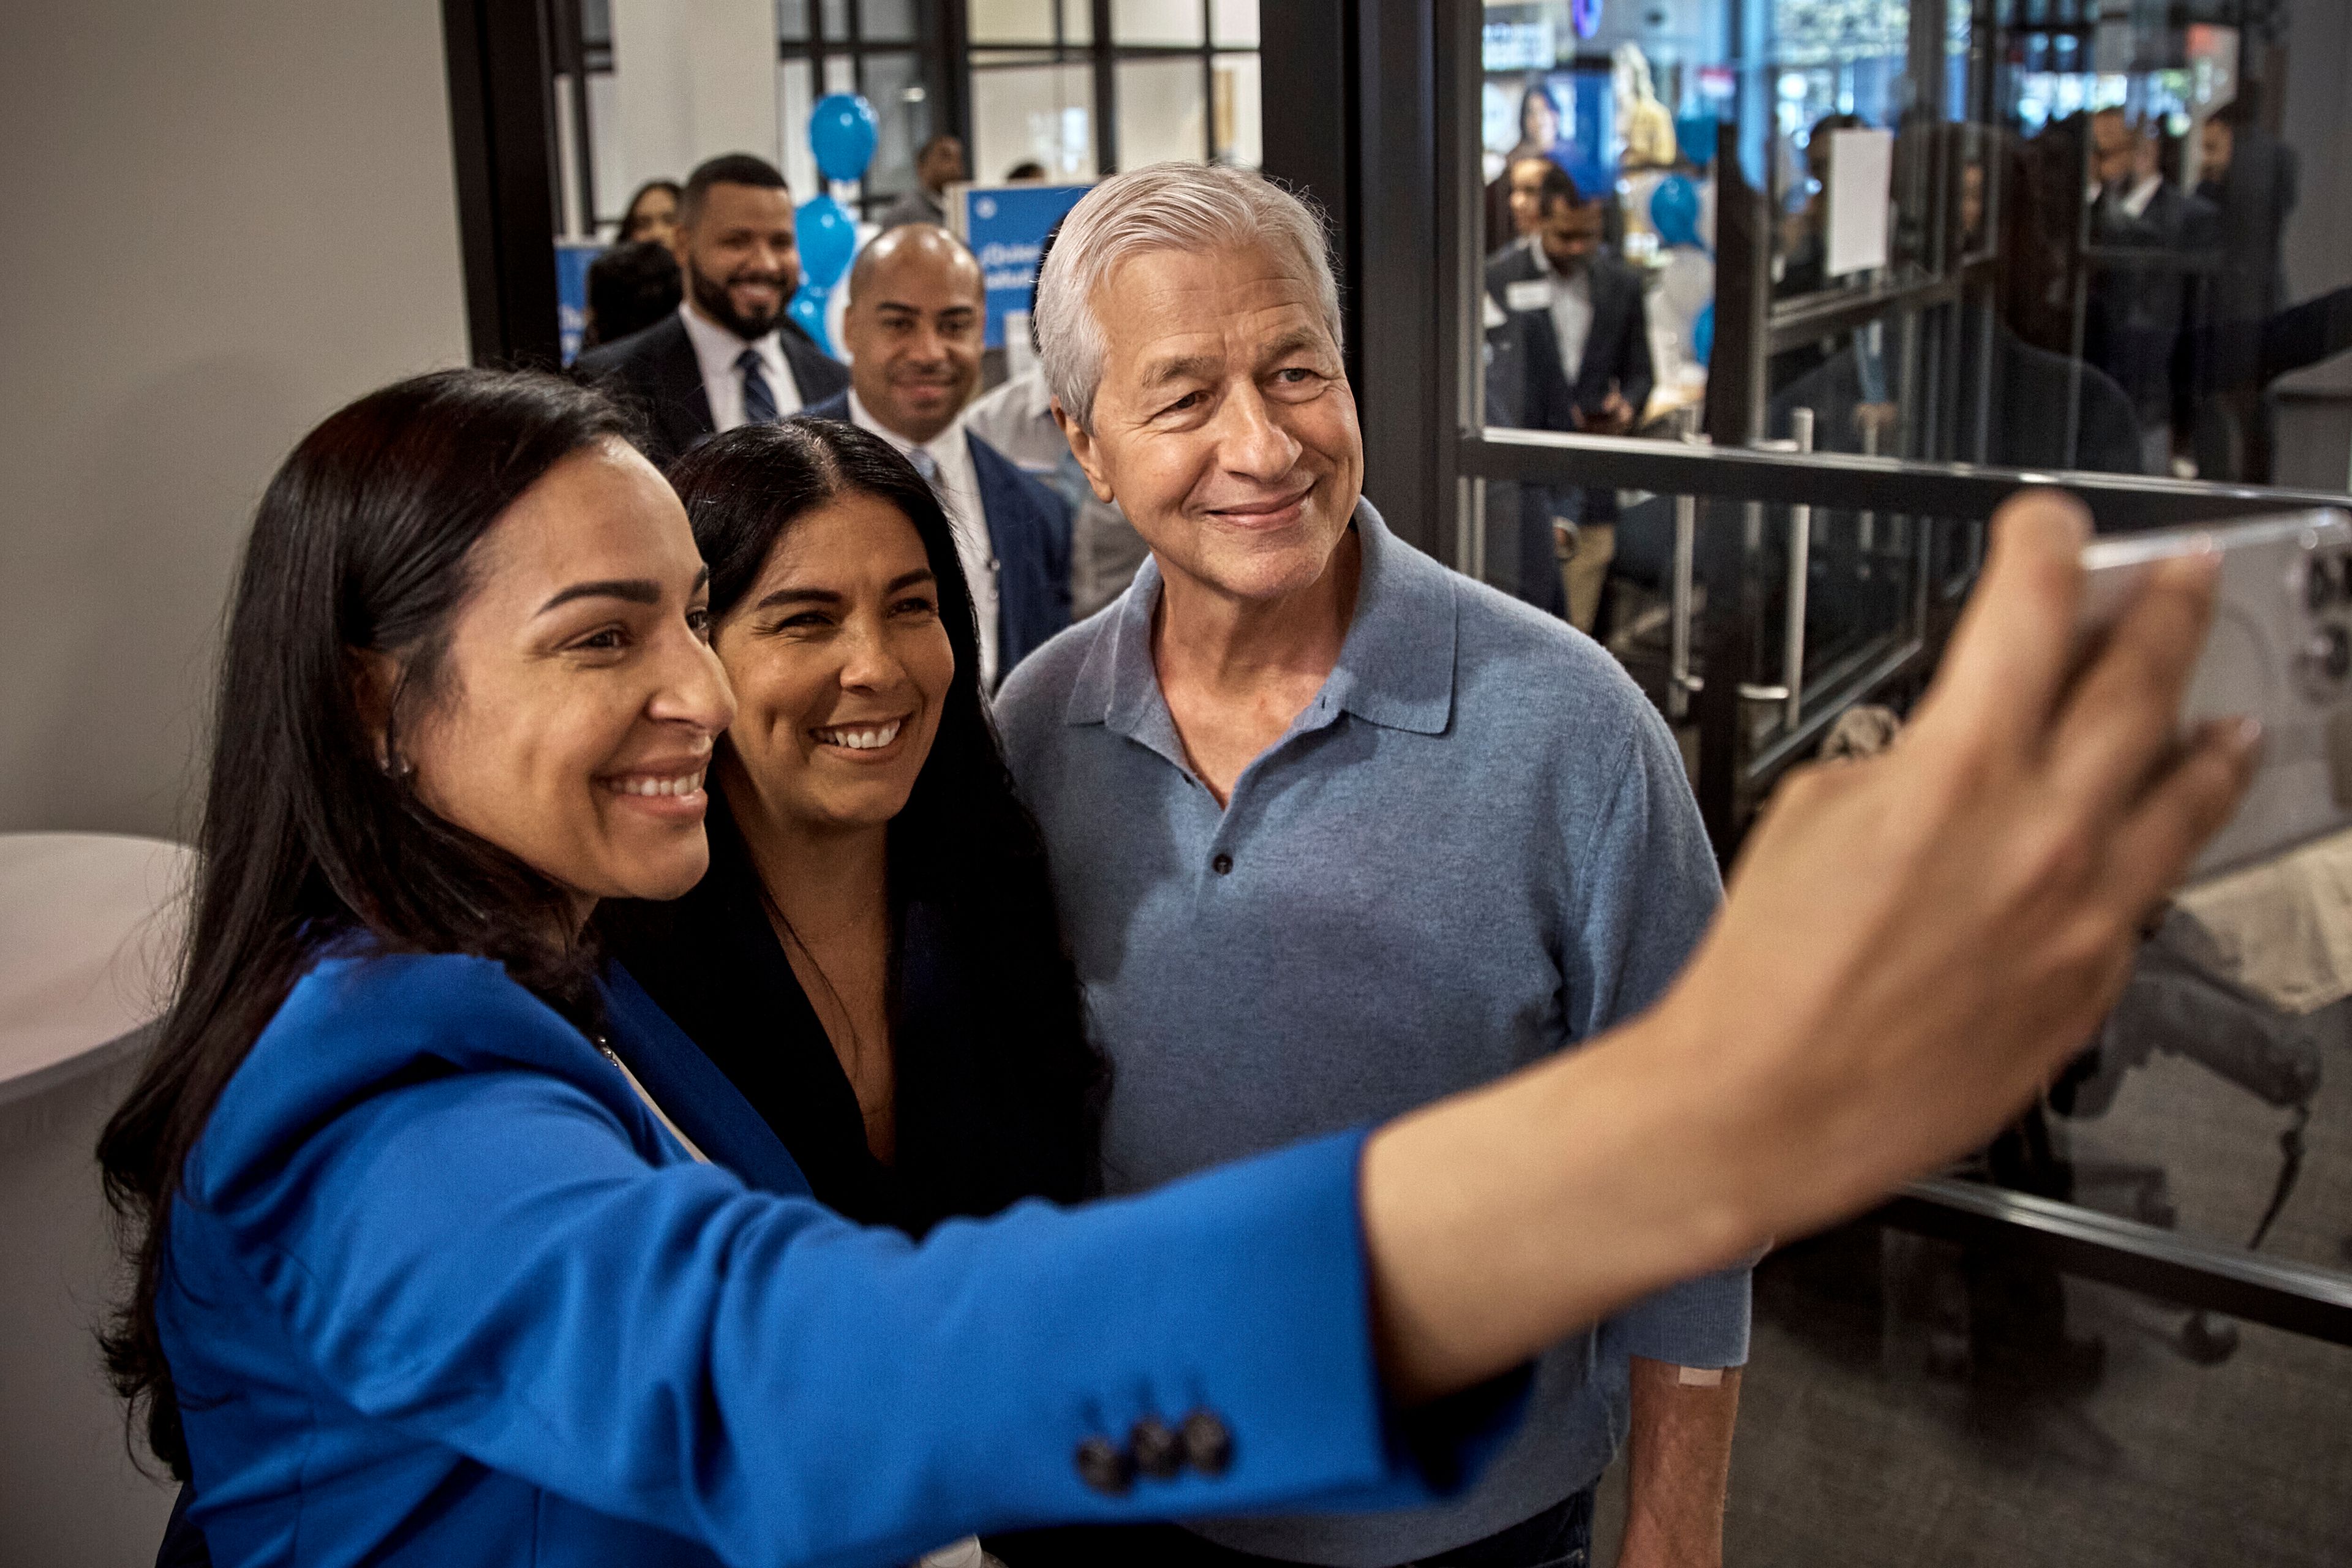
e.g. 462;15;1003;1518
1112;0;1205;47
1116;57;1207;168
967;0;1056;44
972;64;1097;182
1212;52;1261;169
1474;0;2352;492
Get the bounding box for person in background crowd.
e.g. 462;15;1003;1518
583;239;683;352
619;178;683;247
1485;163;1654;629
577;153;849;468
2193;97;2301;482
881;134;969;230
2084;109;2215;477
809;224;1070;689
1005;160;1049;183
965;219;1150;620
1003;162;1733;1568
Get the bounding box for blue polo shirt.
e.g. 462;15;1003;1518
995;498;1749;1566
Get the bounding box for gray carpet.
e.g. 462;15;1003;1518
1590;1017;2352;1565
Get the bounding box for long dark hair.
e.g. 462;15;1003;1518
619;177;684;240
97;369;636;1477
641;417;1102;1214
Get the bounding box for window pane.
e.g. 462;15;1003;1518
1211;0;1256;48
775;56;819;200
822;52;854;93
972;64;1098;183
968;0;1056;44
582;0;613;47
1113;0;1204;48
1212;51;1259;168
776;0;809;40
1117;56;1207;167
1061;0;1092;47
820;0;848;40
861;0;916;41
860;52;929;199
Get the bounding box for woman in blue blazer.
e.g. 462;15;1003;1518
99;369;2247;1567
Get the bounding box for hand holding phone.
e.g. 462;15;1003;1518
2078;508;2352;878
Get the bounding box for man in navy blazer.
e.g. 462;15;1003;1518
1485;165;1653;627
807;223;1071;689
576;153;850;469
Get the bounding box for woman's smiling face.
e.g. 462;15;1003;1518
710;491;955;840
393;439;734;917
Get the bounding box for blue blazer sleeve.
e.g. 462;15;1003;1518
166;954;1516;1567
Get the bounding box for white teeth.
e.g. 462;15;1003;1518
611;770;704;798
814;719;904;752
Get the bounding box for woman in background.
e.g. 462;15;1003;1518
618;176;682;247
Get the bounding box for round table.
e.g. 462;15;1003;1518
1;832;194;1104
1;831;195;1564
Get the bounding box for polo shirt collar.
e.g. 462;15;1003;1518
1065;496;1457;742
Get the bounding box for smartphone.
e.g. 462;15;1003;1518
2078;508;2352;880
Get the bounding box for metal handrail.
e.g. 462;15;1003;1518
1457;425;2346;530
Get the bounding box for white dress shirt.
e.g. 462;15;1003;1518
847;390;1001;690
677;301;802;432
1535;246;1597;381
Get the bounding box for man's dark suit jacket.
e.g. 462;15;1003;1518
575;311;850;469
1484;243;1655;435
804;390;1071;685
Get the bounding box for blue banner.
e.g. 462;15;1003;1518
957;184;1090;350
556;241;601;366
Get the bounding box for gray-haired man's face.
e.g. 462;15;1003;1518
1059;241;1361;608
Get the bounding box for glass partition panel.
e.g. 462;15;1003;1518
1474;0;2352;489
968;0;1058;45
971;63;1098;181
1116;56;1208;167
1112;0;1205;48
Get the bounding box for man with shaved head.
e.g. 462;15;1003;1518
808;224;1071;688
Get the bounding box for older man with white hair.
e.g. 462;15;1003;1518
993;165;1746;1567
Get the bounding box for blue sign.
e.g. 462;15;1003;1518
959;183;1090;350
556;241;601;366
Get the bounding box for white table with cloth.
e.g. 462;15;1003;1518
1;832;194;1566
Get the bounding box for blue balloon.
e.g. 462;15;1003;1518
797;192;856;290
1651;175;1702;251
809;92;879;183
1674;113;1721;169
1692;301;1716;367
788;283;833;356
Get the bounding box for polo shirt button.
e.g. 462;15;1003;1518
1130;1415;1183;1479
1180;1409;1234;1476
1074;1434;1134;1496
1211;853;1233;875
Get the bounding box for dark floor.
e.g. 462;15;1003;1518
1591;1019;2352;1566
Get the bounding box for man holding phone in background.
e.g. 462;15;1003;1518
1485;164;1654;631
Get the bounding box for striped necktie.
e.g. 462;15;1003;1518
736;347;778;425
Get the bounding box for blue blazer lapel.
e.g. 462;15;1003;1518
600;963;813;1197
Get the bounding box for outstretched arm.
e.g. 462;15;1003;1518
1356;491;2252;1403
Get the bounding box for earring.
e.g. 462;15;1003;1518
380;751;415;782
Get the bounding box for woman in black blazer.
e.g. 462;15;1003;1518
600;416;1101;1239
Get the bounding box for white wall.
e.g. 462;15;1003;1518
0;0;472;845
609;0;780;227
